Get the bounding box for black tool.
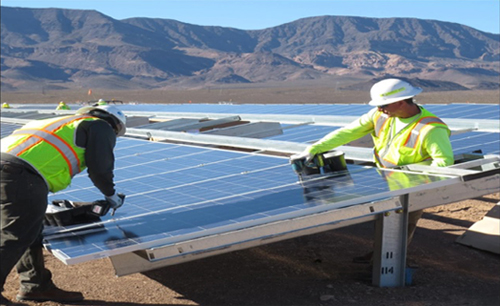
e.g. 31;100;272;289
290;150;347;179
44;199;113;227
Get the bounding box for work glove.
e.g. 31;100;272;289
105;192;126;216
290;150;314;163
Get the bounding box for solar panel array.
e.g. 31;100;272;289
44;137;454;264
1;103;498;264
2;103;499;159
12;102;500;119
121;103;498;155
120;103;500;155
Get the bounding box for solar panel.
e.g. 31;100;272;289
450;132;500;155
43;137;458;264
0;122;22;138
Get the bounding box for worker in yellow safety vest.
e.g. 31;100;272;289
96;99;108;106
291;78;454;263
0;105;127;303
2;102;11;109
55;101;70;110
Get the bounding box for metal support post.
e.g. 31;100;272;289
372;195;409;287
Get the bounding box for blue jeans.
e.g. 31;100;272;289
0;154;54;293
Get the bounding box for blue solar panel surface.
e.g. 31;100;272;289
0;122;21;138
44;138;454;263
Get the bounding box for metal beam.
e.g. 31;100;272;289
372;195;408;287
110;199;401;276
407;174;500;211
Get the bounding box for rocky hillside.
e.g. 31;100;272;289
1;6;499;91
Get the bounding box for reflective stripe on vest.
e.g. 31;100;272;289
373;112;389;137
403;116;447;148
6;115;92;177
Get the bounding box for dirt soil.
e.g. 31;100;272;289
3;194;499;306
2;89;500;306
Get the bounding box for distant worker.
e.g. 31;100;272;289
1;105;127;303
2;102;10;109
55;101;70;110
291;78;454;262
96;99;108;106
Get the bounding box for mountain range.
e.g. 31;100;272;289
1;6;499;91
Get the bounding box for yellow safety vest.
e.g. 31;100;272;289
372;108;450;168
56;104;70;110
1;115;98;192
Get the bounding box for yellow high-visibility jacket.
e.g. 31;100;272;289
56;103;71;110
307;106;454;168
1;115;98;192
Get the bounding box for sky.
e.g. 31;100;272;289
2;0;499;34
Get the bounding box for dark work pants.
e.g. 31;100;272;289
0;155;54;293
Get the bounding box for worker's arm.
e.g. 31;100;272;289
76;120;117;196
307;109;376;155
423;127;454;167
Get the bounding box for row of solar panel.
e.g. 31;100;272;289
13;103;500;120
2;105;499;155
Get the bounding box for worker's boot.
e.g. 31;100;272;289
1;293;26;306
16;286;83;303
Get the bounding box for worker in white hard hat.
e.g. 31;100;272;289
0;104;127;303
2;102;10;109
291;78;454;262
55;101;70;110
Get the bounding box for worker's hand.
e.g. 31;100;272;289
105;192;125;210
290;151;314;163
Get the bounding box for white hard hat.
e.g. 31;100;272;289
76;105;127;136
369;79;422;106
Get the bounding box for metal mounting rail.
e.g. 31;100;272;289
0;117;31;125
404;156;500;181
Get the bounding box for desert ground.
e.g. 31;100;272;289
1;87;499;306
1;87;500;105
